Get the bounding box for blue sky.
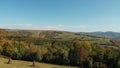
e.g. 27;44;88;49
0;0;120;32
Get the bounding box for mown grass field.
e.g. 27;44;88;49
0;58;78;68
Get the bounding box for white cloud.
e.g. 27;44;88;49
58;24;87;29
11;24;33;27
40;25;64;30
40;24;88;31
0;24;38;30
0;24;88;31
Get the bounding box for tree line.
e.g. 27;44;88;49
0;35;120;68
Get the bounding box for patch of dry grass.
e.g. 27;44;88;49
0;58;78;68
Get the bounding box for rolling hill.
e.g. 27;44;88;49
0;29;113;46
81;31;120;38
0;28;120;68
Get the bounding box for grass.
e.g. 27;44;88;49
0;58;78;68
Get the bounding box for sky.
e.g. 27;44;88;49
0;0;120;32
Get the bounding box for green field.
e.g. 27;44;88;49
0;58;78;68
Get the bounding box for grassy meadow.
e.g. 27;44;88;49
0;58;78;68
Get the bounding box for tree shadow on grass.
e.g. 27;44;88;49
27;65;38;68
28;65;33;67
4;62;8;64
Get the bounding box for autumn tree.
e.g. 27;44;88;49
2;42;14;58
69;44;88;67
2;41;14;64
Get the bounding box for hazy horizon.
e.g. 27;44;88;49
0;0;120;32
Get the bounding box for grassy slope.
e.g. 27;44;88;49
0;58;78;68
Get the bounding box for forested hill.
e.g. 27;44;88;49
0;29;119;46
1;29;120;46
0;29;120;68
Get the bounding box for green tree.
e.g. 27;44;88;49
93;62;107;68
104;48;118;68
69;45;88;67
2;42;14;57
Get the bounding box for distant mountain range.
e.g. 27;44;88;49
80;31;120;38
